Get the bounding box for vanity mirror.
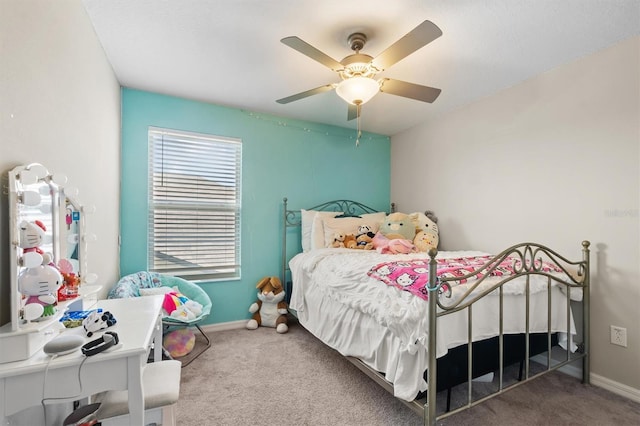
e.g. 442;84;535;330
0;163;97;362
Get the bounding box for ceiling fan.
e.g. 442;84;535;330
276;20;443;121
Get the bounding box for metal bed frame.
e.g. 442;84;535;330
281;198;590;425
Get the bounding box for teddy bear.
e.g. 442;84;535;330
246;276;288;333
343;233;358;249
355;224;375;250
328;232;346;248
378;212;417;241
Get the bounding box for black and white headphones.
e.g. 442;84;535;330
81;331;119;356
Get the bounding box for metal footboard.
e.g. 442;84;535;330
424;241;590;425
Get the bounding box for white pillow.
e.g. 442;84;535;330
301;209;342;252
309;212;346;250
360;212;386;227
322;213;386;248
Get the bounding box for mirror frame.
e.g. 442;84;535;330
7;163;91;331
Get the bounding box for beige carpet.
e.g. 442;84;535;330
176;321;640;425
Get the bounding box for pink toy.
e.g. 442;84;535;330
162;291;203;321
163;291;189;314
372;232;417;254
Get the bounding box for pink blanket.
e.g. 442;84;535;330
367;255;563;301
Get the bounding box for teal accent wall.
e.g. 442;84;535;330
121;88;390;324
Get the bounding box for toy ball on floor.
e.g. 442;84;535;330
163;328;196;358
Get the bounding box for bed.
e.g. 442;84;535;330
281;198;590;425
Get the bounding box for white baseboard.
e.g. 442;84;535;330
199;320;246;333
590;372;640;403
530;354;640;403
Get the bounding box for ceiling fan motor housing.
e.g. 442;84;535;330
347;32;367;52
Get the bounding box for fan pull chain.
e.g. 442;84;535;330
355;103;362;147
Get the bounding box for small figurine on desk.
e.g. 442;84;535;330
82;311;117;337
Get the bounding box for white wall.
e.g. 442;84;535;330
392;36;640;393
0;0;121;326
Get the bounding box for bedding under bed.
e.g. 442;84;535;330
289;248;577;401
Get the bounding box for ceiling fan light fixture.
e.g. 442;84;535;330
335;76;379;105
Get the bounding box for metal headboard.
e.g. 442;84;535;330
281;197;394;294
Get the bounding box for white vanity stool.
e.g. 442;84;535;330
94;359;181;426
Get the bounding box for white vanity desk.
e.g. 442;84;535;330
0;295;164;425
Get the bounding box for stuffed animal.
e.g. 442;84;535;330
414;230;439;252
355;225;375;250
409;211;439;251
247;276;288;333
409;211;439;237
379;212;417;241
328;232;346;248
343;233;358;249
372;232;417;254
162;291;203;321
18;263;63;319
18;220;52;266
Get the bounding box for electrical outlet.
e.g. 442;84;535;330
610;325;627;347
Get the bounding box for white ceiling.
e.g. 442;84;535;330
82;0;639;136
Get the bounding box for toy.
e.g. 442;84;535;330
414;230;439;252
409;210;439;251
355;225;375;250
409;211;439;237
379;212;416;241
82;310;117;337
162;291;203;321
343;233;358;249
372;232;417;254
18;264;63;319
58;271;80;301
246;276;288;333
163;328;196;358
18;220;52;266
386;238;416;254
328;232;346;248
57;258;80;301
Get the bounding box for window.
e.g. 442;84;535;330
148;127;242;281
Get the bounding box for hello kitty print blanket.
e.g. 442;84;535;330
367;255;564;301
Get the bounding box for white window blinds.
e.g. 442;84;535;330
148;127;242;281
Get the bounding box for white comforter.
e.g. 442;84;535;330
289;248;574;400
291;248;576;354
